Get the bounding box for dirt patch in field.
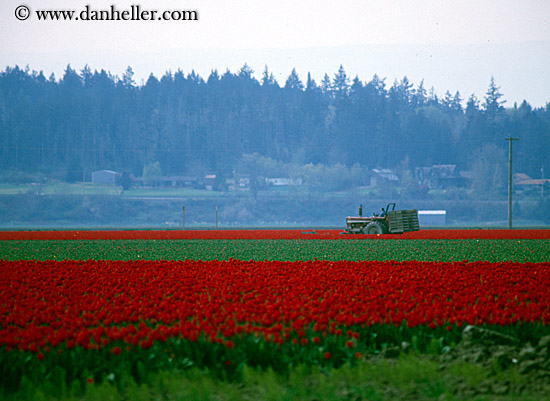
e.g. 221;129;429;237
371;325;550;399
443;326;550;396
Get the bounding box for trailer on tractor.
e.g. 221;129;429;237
345;203;420;234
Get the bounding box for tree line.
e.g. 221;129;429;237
1;64;549;192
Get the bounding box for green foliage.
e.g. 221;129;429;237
142;162;162;186
2;238;549;262
0;169;47;184
469;143;507;196
2;65;549;189
1;347;547;400
2;236;549;399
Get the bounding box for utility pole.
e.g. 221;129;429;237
540;164;544;199
505;137;519;229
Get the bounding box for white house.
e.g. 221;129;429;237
265;177;303;186
91;170;121;185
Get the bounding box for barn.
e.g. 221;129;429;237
91;170;121;185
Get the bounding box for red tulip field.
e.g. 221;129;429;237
1;229;550;398
2;228;550;240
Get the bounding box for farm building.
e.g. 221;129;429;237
369;169;398;188
415;165;471;189
265;177;303;186
514;173;550;197
418;210;446;226
91;170;121;185
134;176;198;188
204;174;226;191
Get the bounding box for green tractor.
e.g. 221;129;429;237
345;203;420;234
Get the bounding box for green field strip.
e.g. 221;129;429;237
2;239;549;263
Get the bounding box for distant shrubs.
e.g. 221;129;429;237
0;169;47;184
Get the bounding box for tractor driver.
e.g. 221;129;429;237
379;208;386;217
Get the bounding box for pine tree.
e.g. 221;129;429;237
399;76;413;102
121;66;135;88
452;91;463;112
413;80;427;107
207;69;220;85
261;65;277;87
483;76;505;120
81;65;93;87
466;94;479;115
443;91;454;109
306;72;317;91
284;68;304;90
238;64;254;80
332;65;350;99
321;73;332;94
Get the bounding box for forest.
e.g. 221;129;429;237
0;63;549;197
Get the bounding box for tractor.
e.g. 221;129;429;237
345;203;420;234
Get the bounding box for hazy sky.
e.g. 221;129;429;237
2;0;550;106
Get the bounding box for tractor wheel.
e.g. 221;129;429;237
366;222;384;235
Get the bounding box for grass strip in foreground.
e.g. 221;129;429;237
2;353;549;401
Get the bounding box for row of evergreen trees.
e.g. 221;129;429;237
1;64;549;187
